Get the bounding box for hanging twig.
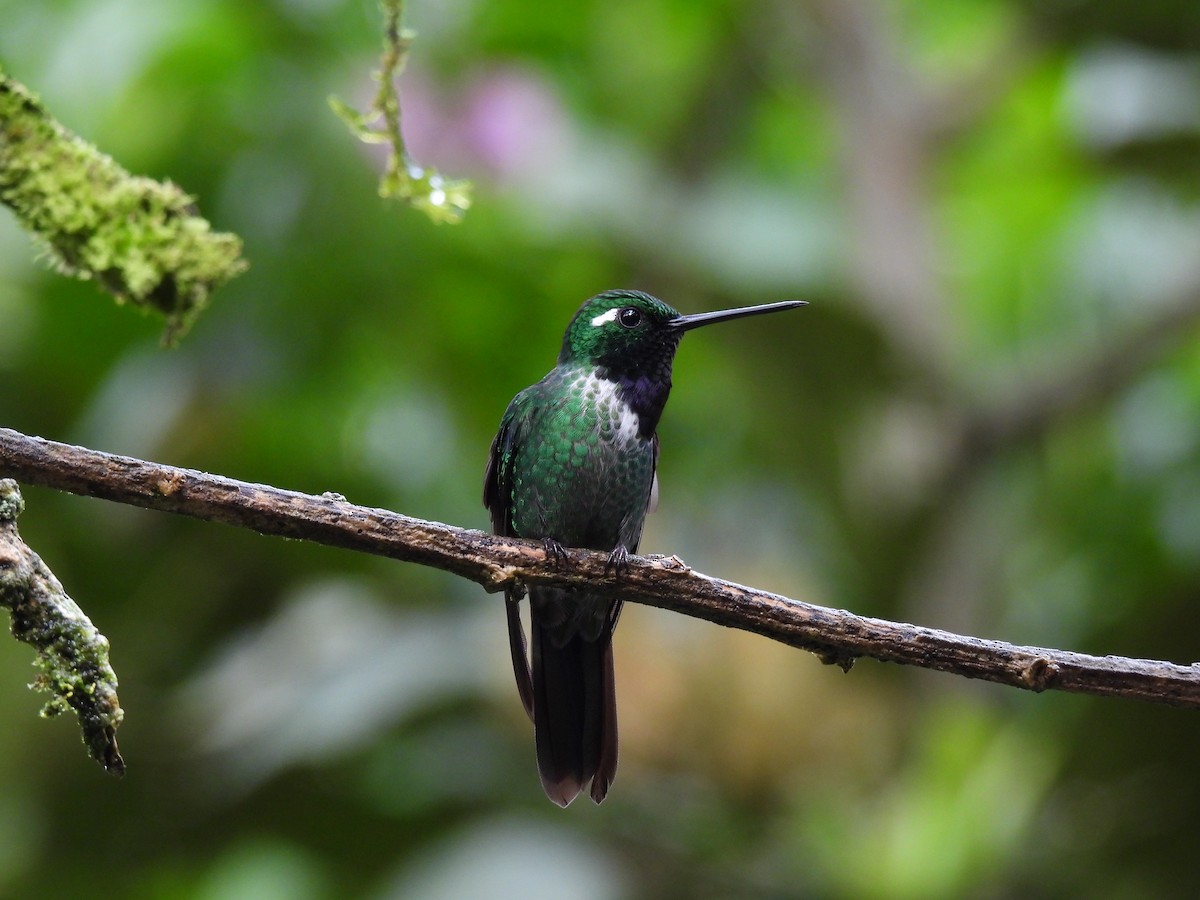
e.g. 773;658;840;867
329;0;472;223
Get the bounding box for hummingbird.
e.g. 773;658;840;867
483;289;804;806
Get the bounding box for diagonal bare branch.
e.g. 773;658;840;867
1;426;1198;709
941;283;1200;498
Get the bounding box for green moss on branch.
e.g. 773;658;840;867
0;67;247;343
0;480;124;775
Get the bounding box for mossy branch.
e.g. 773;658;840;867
330;0;472;223
0;479;123;775
0;67;247;344
2;427;1199;715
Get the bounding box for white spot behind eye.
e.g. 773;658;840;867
590;308;620;327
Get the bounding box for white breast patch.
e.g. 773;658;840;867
572;371;642;446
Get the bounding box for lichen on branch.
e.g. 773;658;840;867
0;66;247;344
0;479;124;775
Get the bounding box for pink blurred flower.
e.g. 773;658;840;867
399;64;570;185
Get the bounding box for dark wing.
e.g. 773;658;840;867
483;399;535;718
483;401;523;537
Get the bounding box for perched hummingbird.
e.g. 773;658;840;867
484;289;804;806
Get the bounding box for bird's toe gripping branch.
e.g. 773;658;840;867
541;537;569;567
605;544;630;576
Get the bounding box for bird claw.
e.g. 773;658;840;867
605;544;630;576
542;538;569;567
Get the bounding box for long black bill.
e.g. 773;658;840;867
667;300;807;333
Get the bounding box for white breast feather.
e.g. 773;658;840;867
574;372;641;446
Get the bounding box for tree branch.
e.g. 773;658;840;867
2;426;1198;709
0;479;124;774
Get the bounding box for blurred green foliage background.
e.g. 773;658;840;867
3;0;1200;897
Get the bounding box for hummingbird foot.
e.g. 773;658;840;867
541;537;569;567
605;544;630;576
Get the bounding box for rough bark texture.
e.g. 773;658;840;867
2;426;1199;710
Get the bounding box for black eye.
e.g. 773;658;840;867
617;307;642;328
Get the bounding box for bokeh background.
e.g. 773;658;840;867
3;0;1200;897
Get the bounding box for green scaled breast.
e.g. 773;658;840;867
508;366;655;552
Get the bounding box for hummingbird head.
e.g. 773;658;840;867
559;290;684;376
557;289;805;435
559;289;806;377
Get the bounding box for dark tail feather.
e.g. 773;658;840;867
589;638;618;803
531;610;617;806
505;593;534;721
